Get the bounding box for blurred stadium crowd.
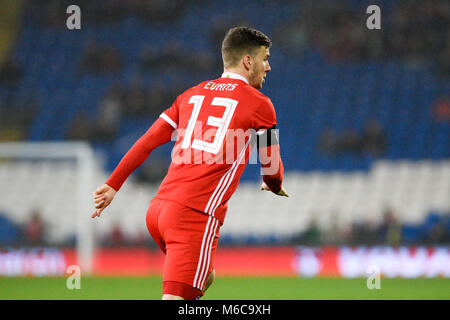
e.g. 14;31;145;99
0;0;448;248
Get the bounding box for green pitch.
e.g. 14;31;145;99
0;276;448;300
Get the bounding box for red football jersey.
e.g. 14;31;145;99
155;72;278;224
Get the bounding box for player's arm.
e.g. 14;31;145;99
92;117;175;218
257;127;289;197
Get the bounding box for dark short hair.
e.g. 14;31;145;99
221;26;272;68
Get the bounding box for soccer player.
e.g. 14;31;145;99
92;26;289;300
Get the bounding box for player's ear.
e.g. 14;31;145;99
243;54;252;71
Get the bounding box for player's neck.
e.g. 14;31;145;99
222;68;250;84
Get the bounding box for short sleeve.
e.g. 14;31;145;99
251;97;277;133
159;95;180;130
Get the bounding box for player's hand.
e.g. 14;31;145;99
91;184;117;218
260;182;290;197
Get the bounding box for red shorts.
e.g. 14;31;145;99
146;198;221;300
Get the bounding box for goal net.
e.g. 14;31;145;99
0;141;96;274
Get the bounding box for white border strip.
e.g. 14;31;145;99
195;218;219;289
159;113;178;129
207;138;251;216
193;216;214;289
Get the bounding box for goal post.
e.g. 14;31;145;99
0;141;96;274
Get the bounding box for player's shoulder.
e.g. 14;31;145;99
177;79;272;107
240;85;272;105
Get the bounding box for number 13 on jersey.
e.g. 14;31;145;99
181;95;238;155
